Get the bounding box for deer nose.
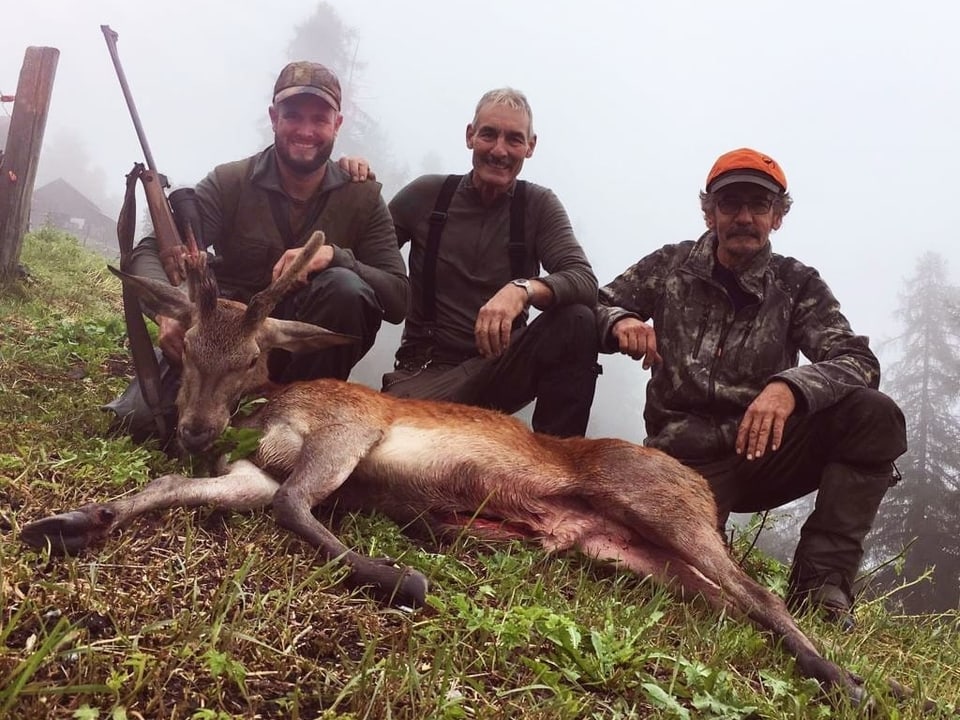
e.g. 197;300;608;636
178;423;217;453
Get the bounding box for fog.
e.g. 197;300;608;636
4;0;958;440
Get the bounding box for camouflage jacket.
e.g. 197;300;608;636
596;231;880;462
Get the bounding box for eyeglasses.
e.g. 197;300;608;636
715;195;774;215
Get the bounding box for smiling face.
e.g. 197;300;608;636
465;102;536;204
706;182;784;271
269;93;343;176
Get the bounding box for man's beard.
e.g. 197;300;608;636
275;140;333;176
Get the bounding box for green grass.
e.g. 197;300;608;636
1;230;958;719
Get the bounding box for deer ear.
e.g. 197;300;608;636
108;266;195;325
258;317;358;353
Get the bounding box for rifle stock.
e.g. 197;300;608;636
140;169;184;285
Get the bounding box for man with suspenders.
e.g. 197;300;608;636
383;88;599;437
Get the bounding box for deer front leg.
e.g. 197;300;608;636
20;460;280;555
270;428;429;610
273;492;429;609
20;503;120;555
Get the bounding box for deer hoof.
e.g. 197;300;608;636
351;559;430;610
19;505;115;555
391;567;429;610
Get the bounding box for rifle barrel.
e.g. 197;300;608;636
100;25;158;174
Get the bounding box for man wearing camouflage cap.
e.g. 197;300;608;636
130;61;407;386
596;148;906;624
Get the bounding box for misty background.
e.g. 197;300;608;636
4;1;959;609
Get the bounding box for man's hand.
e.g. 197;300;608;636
736;380;797;460
612;317;663;370
158;246;184;286
337;156;376;182
157;314;186;367
271;245;335;284
474;283;529;358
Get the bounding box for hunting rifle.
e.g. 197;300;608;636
102;24;198;439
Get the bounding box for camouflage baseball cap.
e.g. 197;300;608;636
273;61;341;111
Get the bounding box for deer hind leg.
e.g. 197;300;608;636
20;460;280;555
659;525;865;703
577;533;729;607
577;447;865;702
578;526;863;703
269;428;429;610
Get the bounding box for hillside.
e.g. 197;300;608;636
1;230;958;719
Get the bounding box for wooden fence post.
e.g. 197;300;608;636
0;46;60;282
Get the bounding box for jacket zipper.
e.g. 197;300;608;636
692;306;712;358
732;319;755;368
707;317;734;404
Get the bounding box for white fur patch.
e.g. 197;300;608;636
366;424;461;471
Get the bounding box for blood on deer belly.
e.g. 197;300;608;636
429;509;634;558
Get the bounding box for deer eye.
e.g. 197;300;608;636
248;353;260;370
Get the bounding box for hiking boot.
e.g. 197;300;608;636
785;460;896;633
786;582;856;631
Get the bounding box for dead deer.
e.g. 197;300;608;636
20;232;925;710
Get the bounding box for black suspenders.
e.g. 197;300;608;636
421;174;527;322
508;179;527;280
422;174;461;323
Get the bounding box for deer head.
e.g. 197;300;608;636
110;231;355;453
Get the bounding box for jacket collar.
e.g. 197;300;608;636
686;230;772;297
463;170;520;202
250;146;348;198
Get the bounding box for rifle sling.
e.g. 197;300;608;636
117;163;168;438
421;175;528;324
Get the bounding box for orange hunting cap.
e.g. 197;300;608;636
273;61;342;111
706;148;787;194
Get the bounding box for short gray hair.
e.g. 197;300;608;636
472;88;535;137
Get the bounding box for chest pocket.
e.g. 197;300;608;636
726;289;794;381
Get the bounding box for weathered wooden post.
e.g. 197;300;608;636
0;46;59;282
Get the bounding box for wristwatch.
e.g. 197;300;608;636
511;278;534;305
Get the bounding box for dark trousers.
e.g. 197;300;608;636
382;304;600;437
685;388;907;599
270;267;383;382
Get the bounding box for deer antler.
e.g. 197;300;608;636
244;231;327;329
183;226;218;319
184;224;201;258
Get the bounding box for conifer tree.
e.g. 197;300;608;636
874;251;960;611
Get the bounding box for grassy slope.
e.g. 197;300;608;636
0;230;957;719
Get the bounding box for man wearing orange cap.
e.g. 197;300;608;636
596;148;906;623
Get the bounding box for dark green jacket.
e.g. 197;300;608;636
194;147;408;321
597;231;880;462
